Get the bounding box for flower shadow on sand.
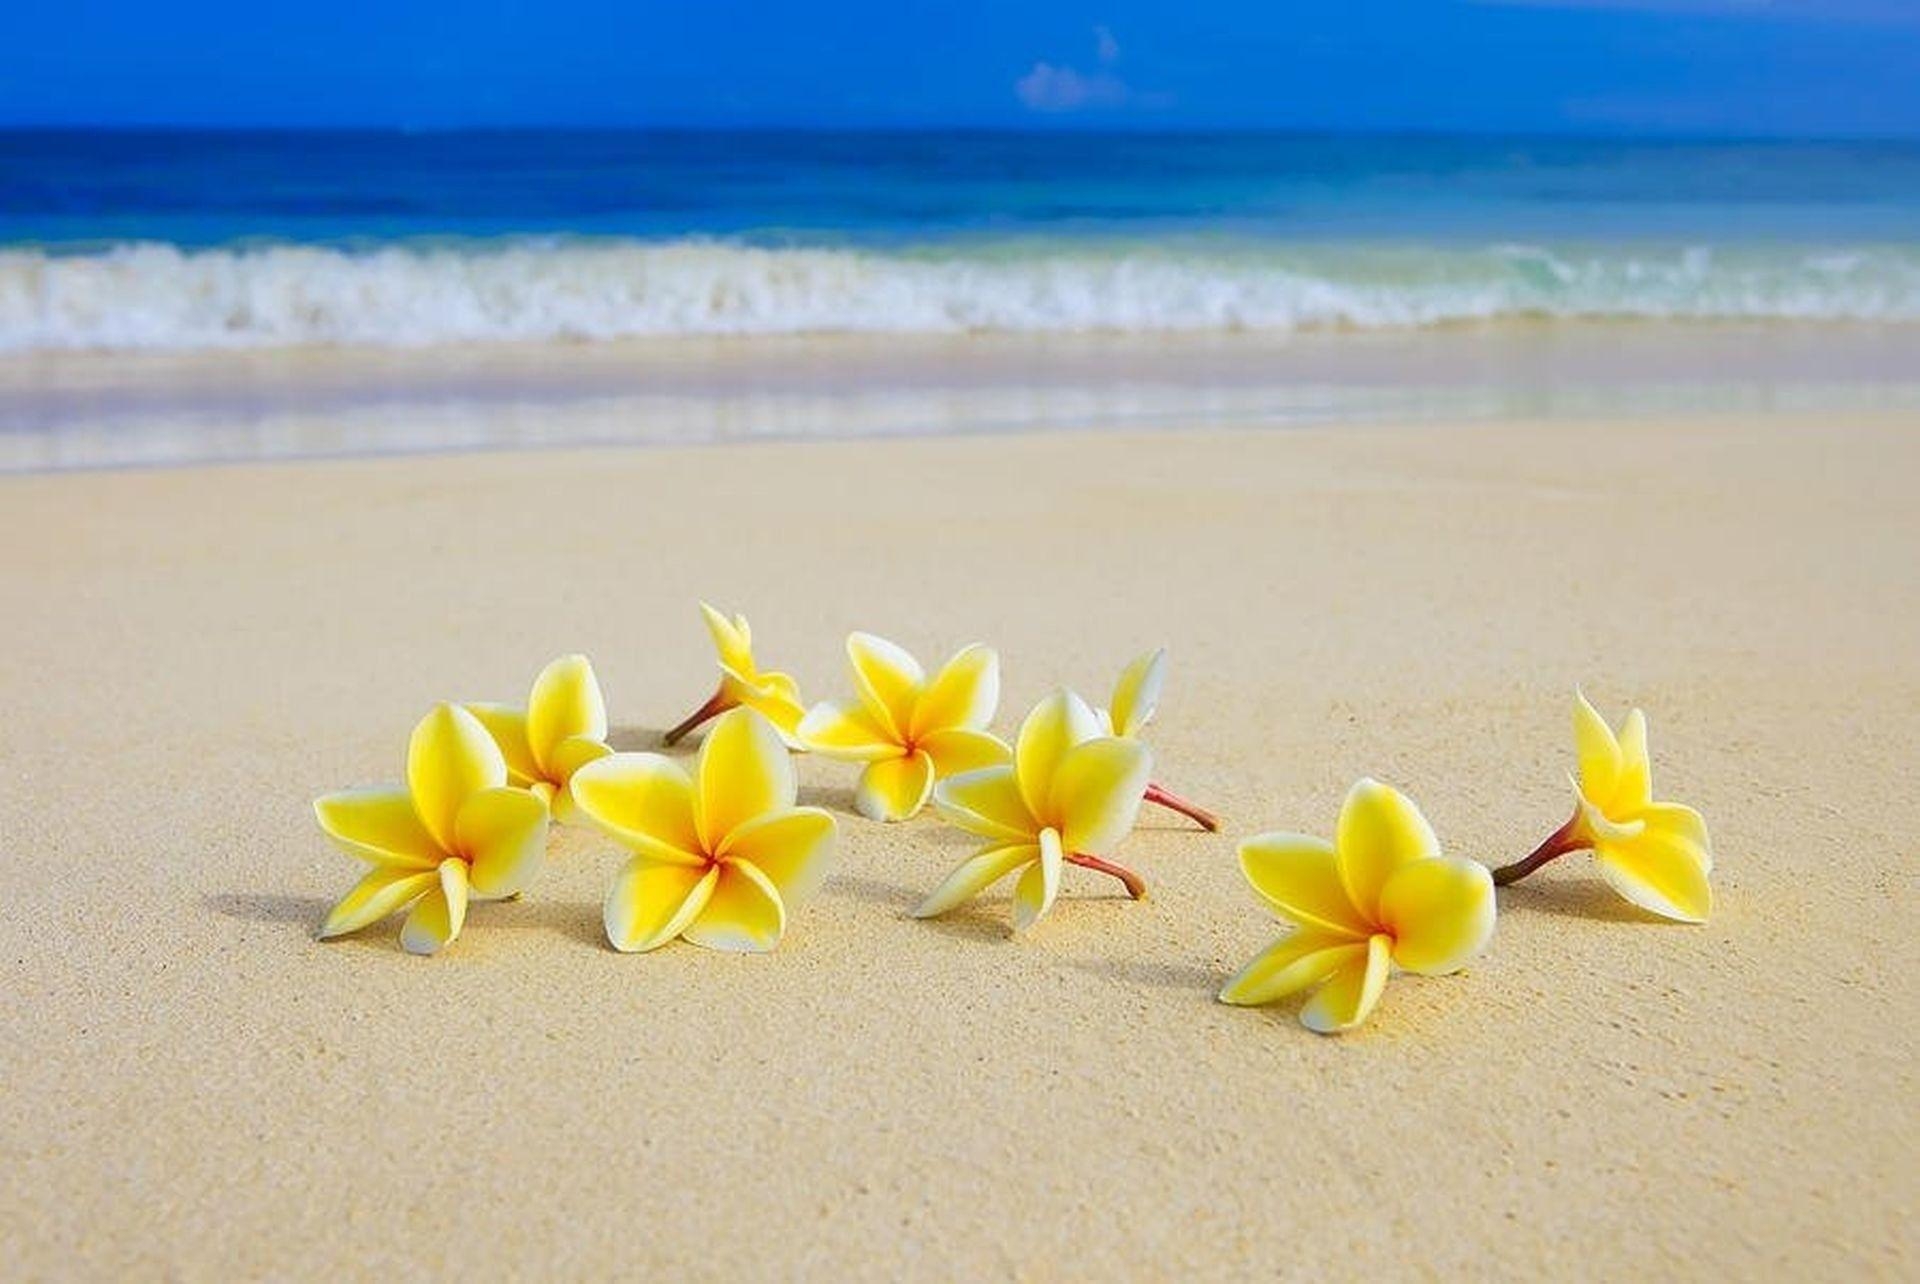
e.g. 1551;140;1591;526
1497;874;1702;926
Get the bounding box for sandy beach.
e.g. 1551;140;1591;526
1;409;1914;1277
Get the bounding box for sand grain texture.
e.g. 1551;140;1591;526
1;414;1915;1278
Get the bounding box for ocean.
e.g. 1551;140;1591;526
4;129;1920;352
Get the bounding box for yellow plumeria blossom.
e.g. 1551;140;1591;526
1490;691;1714;923
464;653;612;823
1097;647;1219;832
315;704;550;955
663;603;808;747
1220;779;1495;1034
797;632;1010;822
916;689;1152;930
571;707;836;953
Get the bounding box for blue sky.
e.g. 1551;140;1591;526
2;0;1917;138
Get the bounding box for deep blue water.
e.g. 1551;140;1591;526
7;129;1920;246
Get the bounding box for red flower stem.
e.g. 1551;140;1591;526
1066;851;1148;900
1490;808;1589;887
1143;780;1220;832
662;687;735;746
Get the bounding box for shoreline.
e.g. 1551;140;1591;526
4;320;1919;471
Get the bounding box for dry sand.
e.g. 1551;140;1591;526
1;412;1915;1278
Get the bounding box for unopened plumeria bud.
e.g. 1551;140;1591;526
798;632;1010;822
1491;691;1713;923
464;653;612;824
315;704;550;955
662;603;808;748
1097;647;1219;831
1220;779;1495;1034
917;689;1152;931
572;708;837;953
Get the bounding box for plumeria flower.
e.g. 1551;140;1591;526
571;707;836;953
464;653;612;823
315;704;549;955
663;603;808;747
1220;779;1495;1034
797;632;1010;822
916;689;1152;931
1096;647;1220;832
1490;691;1713;923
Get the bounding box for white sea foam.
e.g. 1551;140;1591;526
2;238;1918;352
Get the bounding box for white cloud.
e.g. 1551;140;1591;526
1016;24;1163;114
1015;62;1131;112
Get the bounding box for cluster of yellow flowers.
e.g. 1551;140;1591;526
315;603;1714;1035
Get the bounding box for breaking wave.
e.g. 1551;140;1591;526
3;237;1918;352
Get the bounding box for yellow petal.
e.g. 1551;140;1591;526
1014;689;1103;819
1108;647;1167;740
526;654;607;777
1047;737;1151;854
913;842;1040;918
1576;791;1647;846
455;786;549;899
568;752;707;866
462;702;541;787
1614;708;1653;813
1641;801;1712;872
1574;689;1624;806
1377;856;1496;975
718;807;837;906
407;704;507;854
548;734;612;784
919;727;1011;779
1237;832;1371;938
932;766;1036;841
701;602;758;675
855;751;936;822
1218;930;1368;1006
546;735;613;824
313;787;441;869
605;859;718;952
696;707;796;851
400;859;470;956
847;632;925;740
1334;777;1440;920
732;669;808;741
908;644;999;740
684;858;787;952
1593;810;1713;923
1011;827;1065;931
319;866;439;938
1300;933;1392;1034
797;698;900;762
718;664;764;709
759;670;803;705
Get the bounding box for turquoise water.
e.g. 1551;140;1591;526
3;130;1919;349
